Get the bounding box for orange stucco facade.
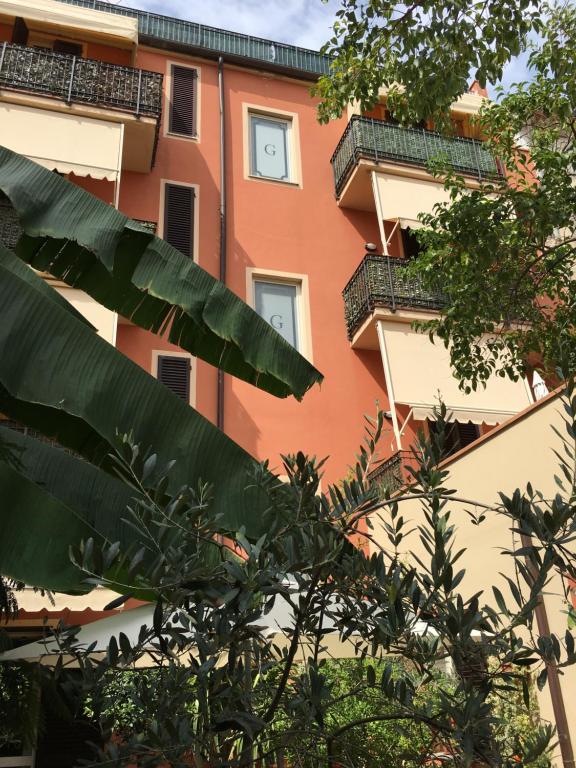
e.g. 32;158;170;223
0;0;538;483
3;0;574;763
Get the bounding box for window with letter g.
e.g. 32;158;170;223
249;114;292;182
254;280;299;349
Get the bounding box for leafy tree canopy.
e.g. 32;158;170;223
411;2;576;388
315;0;542;124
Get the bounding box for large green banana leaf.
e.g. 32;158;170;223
0;425;150;593
0;455;106;593
0;263;272;549
0;242;92;328
0;146;323;400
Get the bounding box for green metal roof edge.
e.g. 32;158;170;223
55;0;332;78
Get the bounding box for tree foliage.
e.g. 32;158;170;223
25;400;576;767
408;3;576;387
315;0;542;125
0;149;322;594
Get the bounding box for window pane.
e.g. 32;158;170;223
250;116;290;181
254;281;298;349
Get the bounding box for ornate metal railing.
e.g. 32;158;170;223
0;418;57;447
343;255;446;338
133;219;158;234
0;194;21;251
368;450;417;495
0;42;163;118
331;116;503;197
58;0;331;79
0;195;157;249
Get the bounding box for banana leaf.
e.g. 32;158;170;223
0;242;92;328
0;263;272;545
0;426;154;593
0;145;323;400
0;456;105;593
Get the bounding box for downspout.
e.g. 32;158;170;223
217;56;227;431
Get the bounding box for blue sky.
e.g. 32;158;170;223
118;0;531;96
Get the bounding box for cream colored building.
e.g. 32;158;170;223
370;388;576;766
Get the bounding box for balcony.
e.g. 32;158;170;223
368;450;417;495
343;255;446;342
0;43;163;171
1;194;156;249
331;116;503;208
0;42;162;117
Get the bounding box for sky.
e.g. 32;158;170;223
117;0;531;96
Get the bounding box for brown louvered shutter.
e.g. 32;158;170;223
157;355;190;402
164;183;195;259
456;422;480;450
169;65;197;137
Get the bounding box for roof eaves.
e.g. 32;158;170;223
54;0;332;79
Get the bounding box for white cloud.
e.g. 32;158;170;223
121;0;340;50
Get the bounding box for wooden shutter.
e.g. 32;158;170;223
456;422;480;449
169;65;197;137
163;183;195;259
429;420;480;456
157;355;190;402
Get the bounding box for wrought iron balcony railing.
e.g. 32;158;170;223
343;255;446;338
58;0;331;79
0;194;20;251
331;116;503;197
0;195;157;250
368;450;417;495
0;42;163;118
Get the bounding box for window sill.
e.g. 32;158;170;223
247;173;301;188
165;131;200;142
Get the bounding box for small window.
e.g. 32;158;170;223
163;183;195;259
156;355;191;402
254;280;299;349
249;114;292;182
168;65;198;138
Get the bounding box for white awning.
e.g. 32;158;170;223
373;171;452;226
377;320;533;426
0;0;138;46
0;589;441;664
0;103;124;181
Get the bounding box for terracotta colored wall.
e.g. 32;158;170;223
86;41;131;65
70;175;114;205
0;22;12;42
115;48;388;485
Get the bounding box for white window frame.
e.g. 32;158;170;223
152;350;196;408
243;103;302;187
164;61;201;142
246;268;313;361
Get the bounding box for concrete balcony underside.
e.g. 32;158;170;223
331;116;503;210
0;42;163;172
